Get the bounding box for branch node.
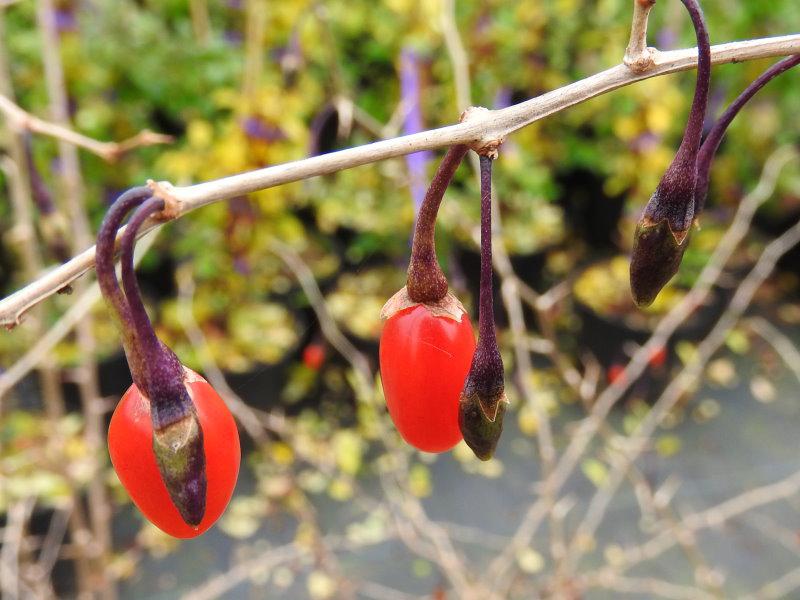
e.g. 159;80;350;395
460;106;505;158
146;179;182;221
624;47;658;72
624;0;658;73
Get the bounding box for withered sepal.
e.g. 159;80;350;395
630;162;696;308
630;217;691;308
149;362;207;528
380;286;467;322
458;344;508;461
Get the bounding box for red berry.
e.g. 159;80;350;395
302;343;326;371
608;364;627;385
379;305;475;452
108;370;240;538
648;345;668;369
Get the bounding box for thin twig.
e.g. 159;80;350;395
267;238;373;387
441;0;471;112
590;574;716;600
584;468;800;585
35;4;115;594
0;498;35;600
0;94;173;162
175;266;271;443
565;215;800;573
181;534;389;600
739;568;800;600
747;316;800;384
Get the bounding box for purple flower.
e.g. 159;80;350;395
400;48;432;217
55;8;77;33
241;116;287;142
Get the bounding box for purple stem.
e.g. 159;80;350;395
672;0;711;169
96;188;152;318
478;155;497;347
24;137;69;262
400;48;432;216
119;198;191;425
119;199;207;527
23;137;56;217
696;54;800;209
406;145;468;303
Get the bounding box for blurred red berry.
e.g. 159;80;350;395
303;343;326;371
608;364;627;385
649;345;668;369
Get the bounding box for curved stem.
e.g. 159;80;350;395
95;186;152;383
120;198;207;527
119;196;166;369
95;187;152;323
673;0;711;167
120;198;188;422
406;144;468;303
696;54;800;209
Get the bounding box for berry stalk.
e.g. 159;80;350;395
696;54;800;212
119;197;207;527
630;0;712;307
406;144;468;303
95;186;153;385
671;0;711;171
459;155;507;461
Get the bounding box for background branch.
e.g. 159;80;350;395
0;94;173;162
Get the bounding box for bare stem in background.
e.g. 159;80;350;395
242;0;267;112
563;214;800;575
189;0;211;46
581;468;800;595
0;94;173;161
35;1;115;595
441;0;471;113
484;146;798;588
747;316;800;384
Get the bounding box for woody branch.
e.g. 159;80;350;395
0;33;798;328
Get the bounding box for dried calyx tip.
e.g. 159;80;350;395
459;154;507;461
630;0;710;307
459;371;508;461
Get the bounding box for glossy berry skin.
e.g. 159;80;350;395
380;305;476;452
108;371;240;538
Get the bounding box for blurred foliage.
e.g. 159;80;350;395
1;0;799;370
1;0;799;587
